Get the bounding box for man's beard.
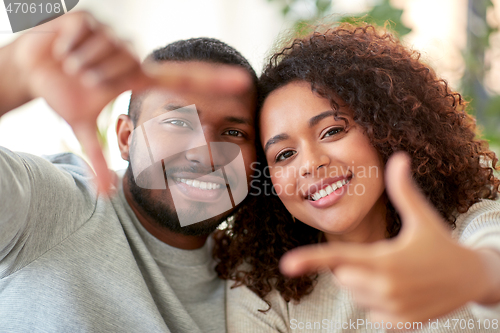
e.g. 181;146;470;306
125;166;231;236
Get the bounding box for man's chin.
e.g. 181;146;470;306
168;212;232;236
126;166;232;237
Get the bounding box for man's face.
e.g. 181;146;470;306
126;61;257;236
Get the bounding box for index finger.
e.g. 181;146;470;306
142;61;253;96
280;242;375;277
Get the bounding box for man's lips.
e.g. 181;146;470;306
304;174;353;200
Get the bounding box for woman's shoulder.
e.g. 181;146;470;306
225;279;291;332
453;199;500;242
225;277;288;311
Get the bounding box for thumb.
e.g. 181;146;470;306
385;152;442;231
71;122;111;194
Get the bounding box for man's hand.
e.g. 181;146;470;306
280;153;500;324
8;11;251;193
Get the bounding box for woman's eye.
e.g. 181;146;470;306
323;127;344;138
275;150;296;162
223;130;244;137
166;120;190;128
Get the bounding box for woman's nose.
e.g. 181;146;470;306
299;147;330;178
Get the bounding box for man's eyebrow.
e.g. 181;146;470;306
224;116;253;126
264;133;290;154
162;104;196;114
308;110;337;127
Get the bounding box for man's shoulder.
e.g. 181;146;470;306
40;152;94;175
17;151;97;186
8;150;101;210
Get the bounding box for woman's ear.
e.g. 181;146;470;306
116;114;134;161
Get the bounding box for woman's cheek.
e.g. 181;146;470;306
271;173;292;200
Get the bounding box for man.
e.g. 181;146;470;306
0;11;257;333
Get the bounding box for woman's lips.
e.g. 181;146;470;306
304;174;353;200
307;177;352;209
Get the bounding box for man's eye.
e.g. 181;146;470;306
223;130;243;137
323;127;344;138
166;120;190;128
275;150;296;162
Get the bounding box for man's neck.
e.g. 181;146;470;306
122;177;208;250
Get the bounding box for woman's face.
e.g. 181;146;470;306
260;81;387;243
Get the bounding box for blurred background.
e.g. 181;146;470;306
0;0;499;171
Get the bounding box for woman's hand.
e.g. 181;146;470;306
10;11;250;193
280;152;500;324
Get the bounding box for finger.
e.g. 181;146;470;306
144;62;252;96
63;29;118;75
71;122;111;194
335;265;375;289
279;242;374;277
385;152;443;230
80;51;138;88
53;12;98;59
336;266;408;316
88;66;150;95
335;266;379;307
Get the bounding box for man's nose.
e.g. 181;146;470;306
184;145;213;168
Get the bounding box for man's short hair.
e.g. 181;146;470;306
128;38;258;125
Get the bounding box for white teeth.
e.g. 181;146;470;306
326;185;333;195
310;178;351;201
174;178;222;190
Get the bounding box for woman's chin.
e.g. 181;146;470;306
306;218;359;239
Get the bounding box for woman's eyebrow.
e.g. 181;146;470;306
308;110;336;127
264;133;290;153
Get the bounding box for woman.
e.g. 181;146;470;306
214;23;500;332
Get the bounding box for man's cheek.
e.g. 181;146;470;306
209;142;248;207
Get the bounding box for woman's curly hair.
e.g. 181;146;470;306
213;23;500;306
